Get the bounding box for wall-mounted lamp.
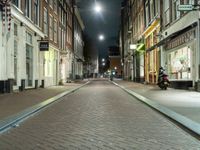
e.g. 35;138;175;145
130;44;137;50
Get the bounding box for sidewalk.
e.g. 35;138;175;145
114;79;200;124
0;80;87;120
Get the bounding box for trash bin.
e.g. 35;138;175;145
6;79;14;93
20;79;25;91
0;81;6;93
35;80;38;89
196;80;200;92
41;79;45;88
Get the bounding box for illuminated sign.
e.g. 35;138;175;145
178;5;194;11
40;41;49;51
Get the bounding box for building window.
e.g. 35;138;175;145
25;0;31;18
12;0;19;7
67;26;71;44
54;0;58;14
14;23;18;85
49;0;53;8
164;0;170;26
61;29;65;49
155;0;159;16
43;7;48;35
49;15;53;40
14;23;18;36
26;32;32;44
172;0;180;22
59;27;61;48
59;6;62;22
145;2;149;26
54;20;58;43
26;32;33;86
64;31;66;49
34;0;39;25
150;0;154;21
62;9;64;24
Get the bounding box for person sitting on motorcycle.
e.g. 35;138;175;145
158;67;170;84
158;67;165;83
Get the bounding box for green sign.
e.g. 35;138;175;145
178;5;194;11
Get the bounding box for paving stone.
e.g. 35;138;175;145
0;80;200;149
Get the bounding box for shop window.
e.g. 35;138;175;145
168;47;191;80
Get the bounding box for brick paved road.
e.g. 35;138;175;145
0;80;200;150
0;82;84;120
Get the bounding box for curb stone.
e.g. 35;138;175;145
112;81;200;136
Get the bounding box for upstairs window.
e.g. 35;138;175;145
34;0;39;25
25;0;31;19
43;7;48;35
12;0;19;7
163;0;170;26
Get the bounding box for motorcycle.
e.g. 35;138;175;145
157;67;170;90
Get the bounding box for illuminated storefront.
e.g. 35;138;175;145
167;47;191;80
164;27;196;88
144;19;160;84
44;45;59;87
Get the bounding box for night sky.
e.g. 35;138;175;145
77;0;122;59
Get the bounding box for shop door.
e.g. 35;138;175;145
146;50;158;84
26;44;33;87
53;51;58;85
14;40;18;86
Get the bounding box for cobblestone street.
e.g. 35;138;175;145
0;80;200;149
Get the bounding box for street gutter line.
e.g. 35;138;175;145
0;81;90;134
112;81;200;136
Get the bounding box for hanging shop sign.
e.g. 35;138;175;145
178;4;200;11
178;5;194;11
39;41;49;51
165;28;196;50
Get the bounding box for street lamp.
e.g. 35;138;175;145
94;3;102;13
98;34;105;41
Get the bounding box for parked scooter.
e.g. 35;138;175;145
157;67;170;90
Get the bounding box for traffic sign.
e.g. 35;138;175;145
178;5;194;11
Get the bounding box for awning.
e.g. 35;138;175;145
146;39;166;52
146;22;197;52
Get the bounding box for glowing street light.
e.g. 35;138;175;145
99;34;105;41
94;3;102;13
